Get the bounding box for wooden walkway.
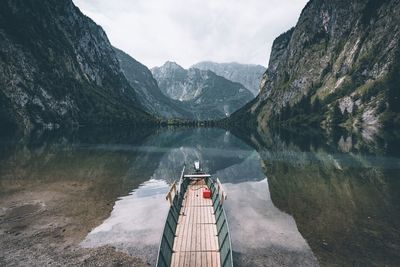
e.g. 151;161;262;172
171;180;221;267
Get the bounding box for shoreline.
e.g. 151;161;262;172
0;180;148;266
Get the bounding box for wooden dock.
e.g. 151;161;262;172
171;180;221;267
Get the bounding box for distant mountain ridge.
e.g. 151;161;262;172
192;61;266;96
113;48;192;119
152;62;254;120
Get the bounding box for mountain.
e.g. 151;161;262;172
0;0;155;133
151;62;189;101
113;48;192;119
151;62;254;120
192;61;266;96
230;0;400;132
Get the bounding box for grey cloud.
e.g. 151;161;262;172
73;0;308;68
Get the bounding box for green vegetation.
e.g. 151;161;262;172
268;39;400;130
382;47;400;128
159;118;216;127
361;0;391;26
0;0;157;131
268;92;324;128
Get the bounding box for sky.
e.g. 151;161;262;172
73;0;308;69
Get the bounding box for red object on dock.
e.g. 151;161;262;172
203;189;211;198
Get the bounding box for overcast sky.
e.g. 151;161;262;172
73;0;308;69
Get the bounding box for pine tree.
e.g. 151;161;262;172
331;102;342;126
342;109;349;124
312;98;321;113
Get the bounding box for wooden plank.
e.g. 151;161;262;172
209;224;214;253
208;206;215;223
207;251;213;267
171;181;221;267
190;250;196;266
204;251;209;267
196;249;202;267
214;252;220;267
191;208;197;251
182;207;212;224
184;252;190;267
207;224;215;251
172;252;220;267
186;212;192;252
179;251;185;267
171;253;177;266
202;223;206;252
196;224;201;252
181;211;190;264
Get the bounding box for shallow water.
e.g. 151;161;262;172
0;127;399;266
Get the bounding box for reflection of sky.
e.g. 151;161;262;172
224;179;318;266
214;152;318;265
80;128;318;265
81;179;169;264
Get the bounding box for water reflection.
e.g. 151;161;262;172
82;179;169;265
1;126;399;266
215;155;318;266
242;127;400;266
77;127;315;266
225;179;318;266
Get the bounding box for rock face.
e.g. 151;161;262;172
113;48;192;119
231;0;400;131
151;62;190;101
0;0;154;132
152;62;254;120
192;61;266;96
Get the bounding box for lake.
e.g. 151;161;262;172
0;127;399;266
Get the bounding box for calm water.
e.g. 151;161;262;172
0;127;399;266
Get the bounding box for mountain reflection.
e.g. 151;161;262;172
77;127;316;266
239;127;400;266
1;126;399;266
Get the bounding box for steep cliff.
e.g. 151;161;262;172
113;48;192;119
152;62;254;120
232;0;400;132
192;61;266;96
0;0;155;132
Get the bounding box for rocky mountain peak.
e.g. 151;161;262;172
192;61;266;96
162;61;184;70
151;62;254;119
230;0;400;134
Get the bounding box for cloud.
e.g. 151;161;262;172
73;0;308;68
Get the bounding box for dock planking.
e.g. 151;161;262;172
171;180;221;267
